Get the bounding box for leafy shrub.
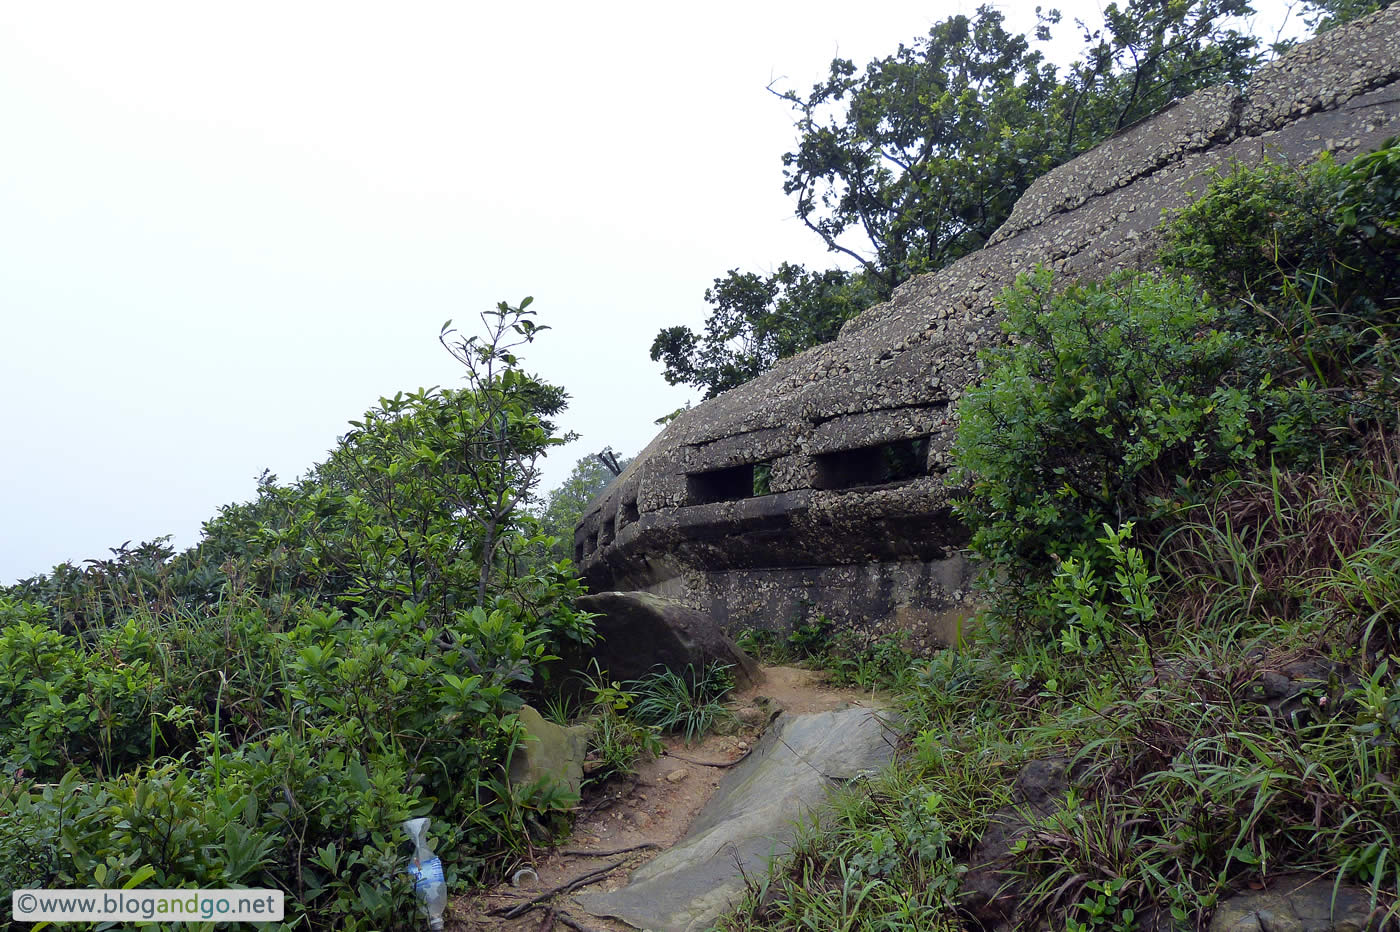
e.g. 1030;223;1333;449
1162;139;1400;425
714;138;1400;932
785;617;836;659
735;616;835;665
825;633;920;692
0;756;414;930
0;590;592;926
953;268;1335;615
0;299;601;929
956;142;1400;621
0;605;163;778
1163;140;1400;320
1050;522;1159;686
577;662;662;785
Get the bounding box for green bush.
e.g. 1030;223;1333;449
735;616;836;665
952;268;1334;615
730;443;1400;926
715;141;1400;932
0;590;593;927
955;142;1400;623
824;632;920;692
0;755;414;930
0;299;603;930
576;664;663;786
1162;139;1400;424
0;605;163;778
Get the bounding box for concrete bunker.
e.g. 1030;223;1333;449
685;460;775;505
813;436;929;491
574;7;1400;645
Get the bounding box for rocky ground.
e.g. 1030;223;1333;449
448;665;880;931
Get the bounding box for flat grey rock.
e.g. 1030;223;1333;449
576;706;899;932
1209;872;1376;931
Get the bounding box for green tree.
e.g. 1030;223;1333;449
195;298;575;621
777;7;1061;291
654;1;1267;397
1302;0;1394;32
650;263;879;398
533;450;633;563
1052;0;1260;156
437;298;575;601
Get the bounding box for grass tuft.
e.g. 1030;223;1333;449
628;662;736;745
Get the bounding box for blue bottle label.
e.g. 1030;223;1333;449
408;856;445;890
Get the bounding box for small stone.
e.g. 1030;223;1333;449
735;706;767;726
666;768;690;784
1260;671;1292;699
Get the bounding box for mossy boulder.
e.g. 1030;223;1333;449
507;705;590;799
578;591;761;690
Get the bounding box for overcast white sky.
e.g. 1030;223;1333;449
0;1;1310;584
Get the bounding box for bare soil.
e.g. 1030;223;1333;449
448;665;881;931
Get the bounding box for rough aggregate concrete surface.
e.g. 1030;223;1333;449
577;7;1400;635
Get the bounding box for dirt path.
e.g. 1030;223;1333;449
449;666;881;931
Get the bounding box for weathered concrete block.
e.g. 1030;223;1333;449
1242;4;1400;131
991;83;1243;244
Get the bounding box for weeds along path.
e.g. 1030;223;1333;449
452;666;884;932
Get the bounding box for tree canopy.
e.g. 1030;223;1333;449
651;263;879;397
653;0;1271;398
532;449;634;565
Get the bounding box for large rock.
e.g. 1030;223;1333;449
577;591;761;690
575;6;1400;639
1209;873;1378;931
576;707;899;932
507;705;590;799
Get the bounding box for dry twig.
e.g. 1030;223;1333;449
664;746;755;769
558;842;658;858
489;861;624;920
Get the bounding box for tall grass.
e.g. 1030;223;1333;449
723;441;1400;929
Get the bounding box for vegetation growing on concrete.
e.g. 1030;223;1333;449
717;140;1400;930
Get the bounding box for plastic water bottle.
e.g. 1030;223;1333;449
403;817;447;931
